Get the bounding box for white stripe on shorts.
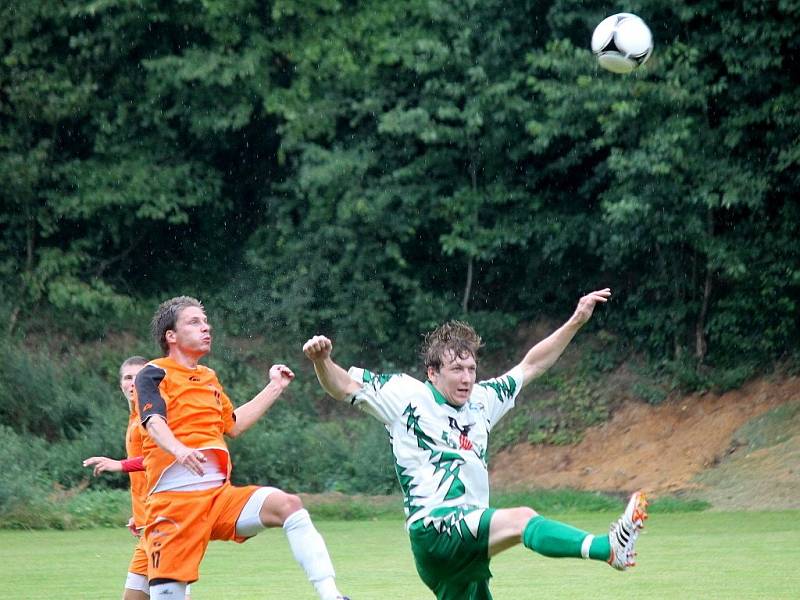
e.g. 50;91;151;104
235;486;279;538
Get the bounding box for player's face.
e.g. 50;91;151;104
428;351;477;408
168;306;213;357
119;363;144;402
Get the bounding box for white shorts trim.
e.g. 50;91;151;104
125;572;149;594
235;486;279;538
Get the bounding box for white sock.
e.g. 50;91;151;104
283;509;340;600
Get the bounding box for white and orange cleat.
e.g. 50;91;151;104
608;490;648;571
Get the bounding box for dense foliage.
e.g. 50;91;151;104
1;1;798;520
3;0;798;363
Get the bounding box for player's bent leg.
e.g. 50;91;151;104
283;507;345;600
234;486;280;537
258;488;304;527
519;491;648;570
236;486;348;600
522;513;599;559
487;506;537;557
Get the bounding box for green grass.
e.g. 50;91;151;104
3;511;798;599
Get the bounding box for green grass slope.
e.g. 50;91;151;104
690;400;800;510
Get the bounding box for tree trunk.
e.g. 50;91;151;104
695;210;714;363
461;256;473;313
461;153;479;314
8;203;36;336
695;269;712;363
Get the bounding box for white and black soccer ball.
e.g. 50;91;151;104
591;13;653;74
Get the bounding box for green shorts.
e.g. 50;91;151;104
408;507;496;600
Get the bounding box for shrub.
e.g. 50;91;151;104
0;426;51;517
228;411;396;495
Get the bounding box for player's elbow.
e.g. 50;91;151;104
330;389;352;402
331;387;360;403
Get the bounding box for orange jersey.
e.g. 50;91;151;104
134;356;236;494
125;408;148;527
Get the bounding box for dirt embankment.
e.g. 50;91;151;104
489;375;800;509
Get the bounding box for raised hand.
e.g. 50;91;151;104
303;335;333;362
572;288;612;326
269;364;295;390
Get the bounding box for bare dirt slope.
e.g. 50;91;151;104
489;375;800;509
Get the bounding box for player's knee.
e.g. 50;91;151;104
261;491;304;524
512;507;537;532
280;493;304;517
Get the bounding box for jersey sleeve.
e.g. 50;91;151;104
121;456;145;472
477;366;524;426
135;363;167;427
346;367;414;426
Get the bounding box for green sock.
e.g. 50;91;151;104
588;533;611;560
522;516;610;561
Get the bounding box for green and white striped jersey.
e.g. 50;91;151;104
346;366;524;531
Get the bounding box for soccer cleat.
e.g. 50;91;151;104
608;490;648;571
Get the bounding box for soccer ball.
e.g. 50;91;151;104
591;13;653;74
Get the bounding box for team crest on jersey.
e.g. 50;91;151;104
447;417;474;450
440;417;486;463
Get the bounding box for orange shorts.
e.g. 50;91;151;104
129;537;148;576
143;482;260;583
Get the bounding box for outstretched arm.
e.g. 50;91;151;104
83;455;144;475
82;456;123;476
303;335;362;401
229;364;295;437
516;288;611;386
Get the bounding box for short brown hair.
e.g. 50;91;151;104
151;296;204;355
421;320;483;372
119;355;148;377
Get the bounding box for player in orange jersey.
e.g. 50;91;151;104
83;356;190;600
135;296;348;600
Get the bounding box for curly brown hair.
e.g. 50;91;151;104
150;296;204;355
420;320;483;372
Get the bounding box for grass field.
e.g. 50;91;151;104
3;511;798;599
